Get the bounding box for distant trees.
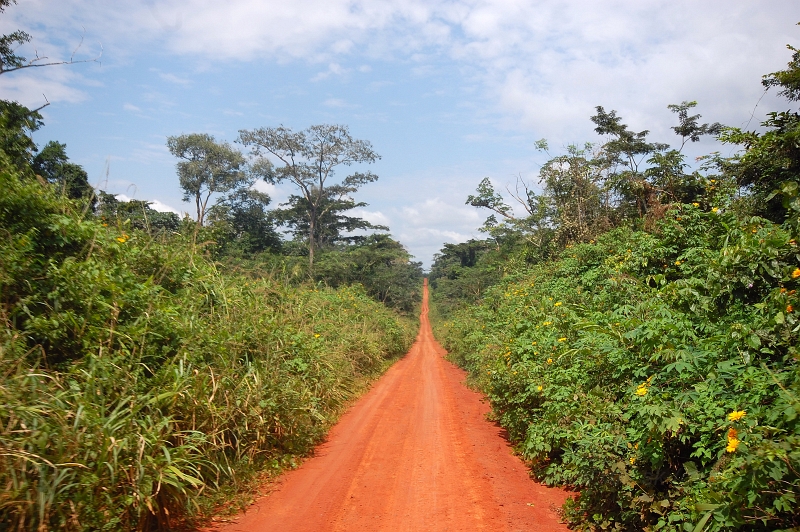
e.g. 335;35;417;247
167;133;249;226
238;124;381;268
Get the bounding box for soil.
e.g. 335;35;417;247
210;280;572;531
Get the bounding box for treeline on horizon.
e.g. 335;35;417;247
429;42;800;531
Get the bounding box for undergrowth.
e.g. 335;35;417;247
0;158;416;530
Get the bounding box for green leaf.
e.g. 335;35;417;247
692;511;714;532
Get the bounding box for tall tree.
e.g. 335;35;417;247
591;106;668;217
238;124;380;268
0;100;42;168
166;133;248;226
720;40;800;222
32;141;94;206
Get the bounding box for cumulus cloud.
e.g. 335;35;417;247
148;199;181;214
11;1;796;140
6;0;798;263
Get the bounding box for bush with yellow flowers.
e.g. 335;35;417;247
436;204;799;531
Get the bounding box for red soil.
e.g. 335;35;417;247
211;280;572;531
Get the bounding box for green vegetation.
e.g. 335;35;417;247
432;42;800;531
0;154;416;529
0;8;421;526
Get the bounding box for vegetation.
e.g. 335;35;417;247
0;152;417;529
432;42;800;532
0;7;422;526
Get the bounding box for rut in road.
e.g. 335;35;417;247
213;280;572;532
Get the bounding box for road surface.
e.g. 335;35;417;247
212;280;571;531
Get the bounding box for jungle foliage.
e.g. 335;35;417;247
0;155;416;530
432;41;800;532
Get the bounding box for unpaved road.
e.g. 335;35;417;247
213;280;571;531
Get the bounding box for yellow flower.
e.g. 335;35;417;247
675;260;681;266
543;321;552;326
692;202;699;207
726;437;740;453
629;456;636;465
547;358;553;364
727;410;746;422
712;207;719;213
792;268;800;279
554;302;562;307
314;334;320;338
635;385;648;396
537;385;543;392
558;337;567;342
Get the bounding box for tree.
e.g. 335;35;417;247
207;187;281;254
537;143;611;246
0;100;42;168
273;187;388;248
591;106;669;218
313;234;423;313
166;133;248;226
718;39;800;222
32;140;95;206
0;0;100;76
238;124;380;268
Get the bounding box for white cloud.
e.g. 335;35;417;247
323;97;358;108
16;1;794;141
106;193;181;214
158;72;191;85
123;103;141;112
147;199;181;214
312;62;349;81
350;208;391;227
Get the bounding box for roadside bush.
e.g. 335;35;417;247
436;205;800;531
0;160;415;530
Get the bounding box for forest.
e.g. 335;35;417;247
429;43;800;531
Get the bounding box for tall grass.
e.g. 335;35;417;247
0;160;415;530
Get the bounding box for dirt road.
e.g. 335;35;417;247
213;280;571;531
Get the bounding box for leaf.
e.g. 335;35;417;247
694;503;721;511
692;511;714;532
746;334;761;349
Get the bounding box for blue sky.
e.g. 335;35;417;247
1;0;798;266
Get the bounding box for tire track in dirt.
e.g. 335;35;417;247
211;279;572;531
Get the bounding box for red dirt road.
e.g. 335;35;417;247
214;281;571;531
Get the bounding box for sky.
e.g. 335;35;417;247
1;0;799;267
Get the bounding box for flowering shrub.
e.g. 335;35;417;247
436;205;799;531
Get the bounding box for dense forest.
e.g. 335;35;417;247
430;43;800;531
